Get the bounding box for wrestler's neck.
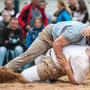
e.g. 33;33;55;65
86;49;90;60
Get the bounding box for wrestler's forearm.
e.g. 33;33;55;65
65;66;79;85
53;44;64;58
53;34;68;59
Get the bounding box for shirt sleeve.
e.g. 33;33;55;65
62;27;81;44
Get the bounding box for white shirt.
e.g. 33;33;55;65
46;45;90;84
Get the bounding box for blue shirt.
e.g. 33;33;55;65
26;25;44;48
56;10;72;23
52;21;88;45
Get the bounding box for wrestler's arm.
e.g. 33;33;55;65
53;34;68;58
65;66;79;85
57;56;79;85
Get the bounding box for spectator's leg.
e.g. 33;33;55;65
6;38;49;71
14;46;24;57
0;46;7;66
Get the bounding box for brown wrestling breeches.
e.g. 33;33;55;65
6;24;54;71
37;56;64;81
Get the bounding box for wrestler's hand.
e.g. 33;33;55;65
81;27;90;37
57;54;71;73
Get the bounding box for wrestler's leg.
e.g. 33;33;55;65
6;38;48;71
21;65;41;82
22;56;63;82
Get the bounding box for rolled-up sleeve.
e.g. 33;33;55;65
62;28;80;44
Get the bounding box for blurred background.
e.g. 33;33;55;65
0;0;90;71
0;0;90;18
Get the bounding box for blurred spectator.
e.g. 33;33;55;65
18;0;48;38
26;17;44;48
69;0;77;15
0;17;24;66
86;19;90;26
72;0;89;23
54;0;72;23
16;13;19;19
23;17;44;70
0;10;11;31
39;0;52;24
0;0;18;17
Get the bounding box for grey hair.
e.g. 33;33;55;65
2;10;11;16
